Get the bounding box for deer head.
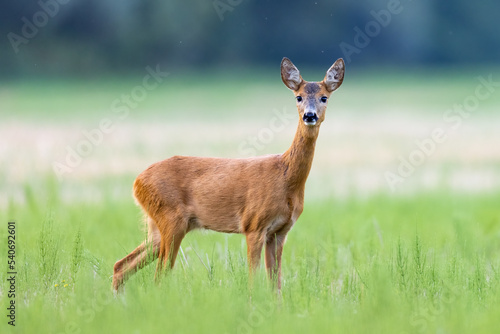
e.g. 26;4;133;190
281;57;345;127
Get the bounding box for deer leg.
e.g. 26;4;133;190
162;229;186;269
246;231;266;277
113;217;161;291
265;233;286;291
155;215;187;281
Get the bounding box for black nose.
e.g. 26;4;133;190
303;112;318;123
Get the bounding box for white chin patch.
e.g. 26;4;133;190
304;120;317;126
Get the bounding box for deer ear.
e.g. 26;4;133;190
281;57;302;91
323;58;345;92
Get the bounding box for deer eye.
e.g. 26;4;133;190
320;96;327;103
296;96;303;102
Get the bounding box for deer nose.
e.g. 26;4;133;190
303;111;318;125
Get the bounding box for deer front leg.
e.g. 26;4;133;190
265;234;286;291
245;231;266;278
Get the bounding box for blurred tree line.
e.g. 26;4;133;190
1;0;499;76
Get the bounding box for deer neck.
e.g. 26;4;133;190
281;122;320;192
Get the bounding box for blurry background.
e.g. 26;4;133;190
1;0;500;201
1;0;500;75
1;2;500;333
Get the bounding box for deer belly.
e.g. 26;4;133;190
194;210;242;234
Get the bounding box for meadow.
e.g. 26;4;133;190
1;67;500;333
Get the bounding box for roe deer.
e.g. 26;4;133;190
112;57;345;291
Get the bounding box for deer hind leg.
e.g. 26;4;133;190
154;213;187;281
112;217;161;291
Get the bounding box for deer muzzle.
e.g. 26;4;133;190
303;111;318;126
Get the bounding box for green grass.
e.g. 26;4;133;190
2;66;500;122
1;71;499;333
2;189;500;333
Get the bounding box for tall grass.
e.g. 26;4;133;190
1;186;499;333
38;216;59;290
2;73;499;333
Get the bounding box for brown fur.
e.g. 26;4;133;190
112;57;345;291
